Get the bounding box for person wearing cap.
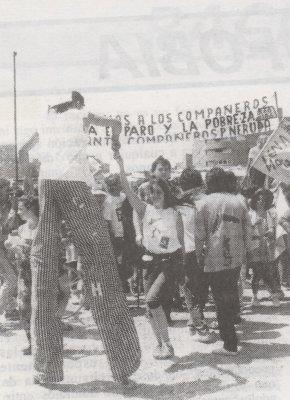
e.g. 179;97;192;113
31;92;141;385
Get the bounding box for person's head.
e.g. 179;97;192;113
93;192;107;207
249;188;274;212
17;196;39;221
224;171;237;194
180;168;203;190
257;134;267;149
151;156;171;180
71;91;85;110
179;167;204;202
147;178;178;209
205;167;227;194
105;174;122;196
0;178;10;204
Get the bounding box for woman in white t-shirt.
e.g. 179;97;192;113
5;196;39;355
114;151;185;360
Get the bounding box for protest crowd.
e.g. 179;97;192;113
0;91;290;388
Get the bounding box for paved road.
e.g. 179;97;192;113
0;287;289;400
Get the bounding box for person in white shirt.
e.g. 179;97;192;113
177;167;214;343
5;195;39;356
30;92;140;385
114;150;184;360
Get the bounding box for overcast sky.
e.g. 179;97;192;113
0;0;290;170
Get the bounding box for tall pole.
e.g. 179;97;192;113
13;51;19;188
274;91;283;122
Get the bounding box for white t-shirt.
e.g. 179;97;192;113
38;108;93;184
18;222;38;243
6;222;37;250
142;204;181;254
176;204;195;253
103;193;126;238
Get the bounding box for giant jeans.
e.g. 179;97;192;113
31;180;141;383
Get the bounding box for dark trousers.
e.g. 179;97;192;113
31;180;141;383
184;251;209;318
251;261;280;295
206;268;240;352
111;237;131;290
143;250;180;311
280;245;290;286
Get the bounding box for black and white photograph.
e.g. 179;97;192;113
0;1;290;399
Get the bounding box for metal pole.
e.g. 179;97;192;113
13;51;19;188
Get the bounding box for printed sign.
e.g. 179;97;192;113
252;117;290;183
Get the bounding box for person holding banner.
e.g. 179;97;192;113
246;134;268;188
133;156;182;323
114;150;184;360
31;92;141;385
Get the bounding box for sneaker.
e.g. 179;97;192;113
251;298;260;307
194;329;216;344
212;347;238;356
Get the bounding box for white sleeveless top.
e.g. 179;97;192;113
38;108;93;185
142;204;181;254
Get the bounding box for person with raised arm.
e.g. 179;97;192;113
114;150;184;360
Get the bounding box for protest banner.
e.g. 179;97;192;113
82;93;279;171
252;117;290;184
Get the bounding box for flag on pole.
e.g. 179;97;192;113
252;117;290;184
